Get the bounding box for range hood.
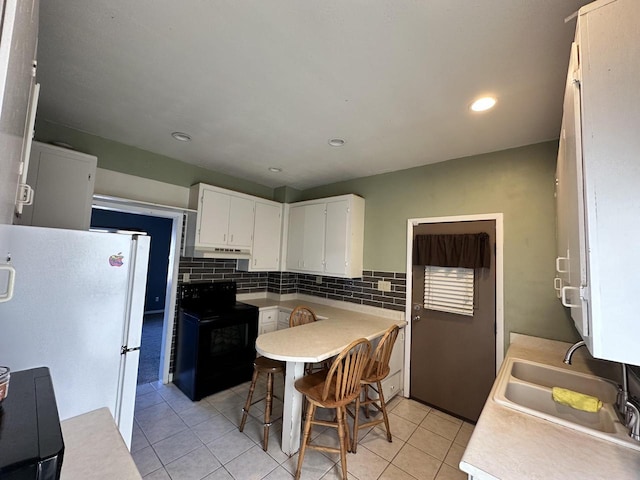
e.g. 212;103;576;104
183;245;252;259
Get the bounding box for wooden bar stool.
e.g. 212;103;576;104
288;305;317;328
289;306;330;374
294;337;372;480
239;356;285;451
350;324;400;453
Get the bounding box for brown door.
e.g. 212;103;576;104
410;220;496;422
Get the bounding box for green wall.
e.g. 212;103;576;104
301;141;578;346
34;119;275;200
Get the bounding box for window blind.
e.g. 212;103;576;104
424;266;474;316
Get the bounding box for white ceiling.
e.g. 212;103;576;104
36;0;590;190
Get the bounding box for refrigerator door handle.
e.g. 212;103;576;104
0;264;16;303
121;345;141;355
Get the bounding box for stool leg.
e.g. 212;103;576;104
337;406;349;480
352;386;363;453
239;368;259;432
263;372;274;451
295;400;315;480
377;380;392;442
363;384;371;419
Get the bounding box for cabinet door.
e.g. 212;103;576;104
251;202;281;270
228;196;254;247
302;203;326;272
554;121;569;299
286;205;305;270
198;189;230;246
20;144;96;230
324;200;349;276
561;42;589;337
258;308;277;335
277;310;290;330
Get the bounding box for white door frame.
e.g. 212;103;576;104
404;213;504;397
92;194;189;384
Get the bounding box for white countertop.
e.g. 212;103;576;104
246;298;405;362
61;408;141;480
460;334;640;480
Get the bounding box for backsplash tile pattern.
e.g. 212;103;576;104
267;271;297;295
178;258;268;293
297;270;406;312
176;260;407;310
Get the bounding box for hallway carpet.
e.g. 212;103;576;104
137;313;163;385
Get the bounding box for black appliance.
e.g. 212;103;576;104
0;367;64;480
173;281;259;401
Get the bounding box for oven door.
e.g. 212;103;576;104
195;311;258;397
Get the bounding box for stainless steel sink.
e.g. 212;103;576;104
494;358;640;451
510;360;619;403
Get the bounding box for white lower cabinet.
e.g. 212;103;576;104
277;309;291;330
258;308;278;335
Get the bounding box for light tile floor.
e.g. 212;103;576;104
132;377;473;480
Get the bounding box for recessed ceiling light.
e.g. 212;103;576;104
268;167;282;173
328;138;345;147
470;97;497;112
171;131;192;142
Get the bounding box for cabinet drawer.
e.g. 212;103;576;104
380;371;402;401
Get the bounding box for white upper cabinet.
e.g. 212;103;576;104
187;183;255;257
285;194;365;278
198;188;231;246
228;196;254;247
556;0;640;365
324;200;350;276
285;205;305;271
243;200;282;271
16;142;96;230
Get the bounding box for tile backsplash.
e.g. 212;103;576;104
178;258;406;311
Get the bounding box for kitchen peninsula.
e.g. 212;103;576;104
244;298;405;456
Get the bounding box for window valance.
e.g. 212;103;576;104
413;233;491;269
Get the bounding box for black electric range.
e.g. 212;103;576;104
173;281;258;401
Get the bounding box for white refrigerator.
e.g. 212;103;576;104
0;224;150;449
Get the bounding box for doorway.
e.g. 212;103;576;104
91;209;172;384
404;214;504;422
92;195;185;385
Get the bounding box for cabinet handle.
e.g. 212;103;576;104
553;277;562;291
223;234;226;242
0;264;16;303
561;286;580;308
553;277;562;298
556;256;569;274
230;234;234;243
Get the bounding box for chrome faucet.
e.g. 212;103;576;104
625;399;640;441
563;340;586;365
562;341;639;442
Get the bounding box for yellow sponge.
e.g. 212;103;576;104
552;387;603;413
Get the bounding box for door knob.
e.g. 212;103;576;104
413;315;421;323
413;303;421;311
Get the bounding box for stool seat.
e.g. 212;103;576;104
239;356;285;451
254;356;285;373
